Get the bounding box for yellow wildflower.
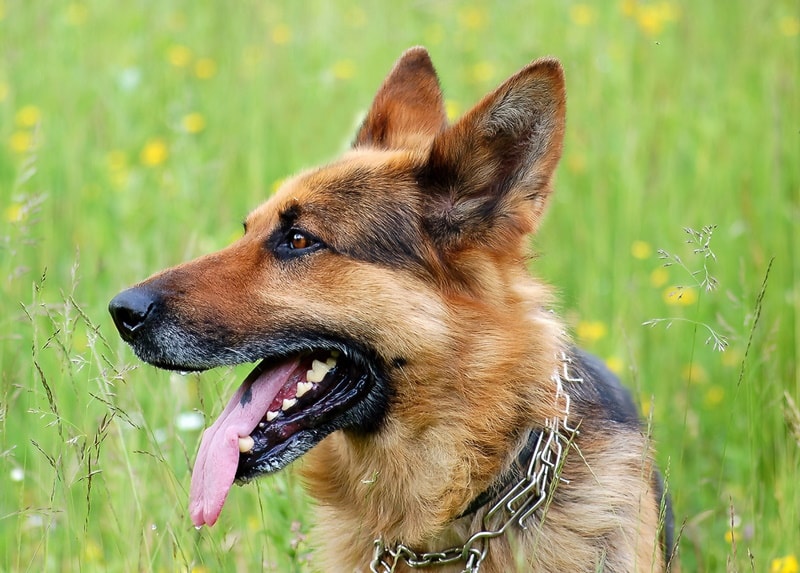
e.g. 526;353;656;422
704;385;724;406
83;539;102;562
779;17;800;37
605;356;624;375
576;320;608;343
771;555;799;573
247;515;261;532
631;240;652;260
270;24;292;45
66;3;88;26
458;6;487;30
271;178;286;194
570;5;596;27
445;100;461;122
471;61;495;83
724;529;739;544
634;2;679;37
4;203;25;222
15;105;42;128
140;138;168;167
332;59;356;80
194;58;217;79
182;112;206;134
663;285;697;306
681;363;708;384
650;267;669;287
566;153;586;174
167;44;192;68
8;131;34;154
721;348;741;368
620;0;637;16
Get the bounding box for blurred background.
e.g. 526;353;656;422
1;1;797;571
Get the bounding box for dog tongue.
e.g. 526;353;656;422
189;358;301;527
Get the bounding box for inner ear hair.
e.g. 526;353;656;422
353;46;448;150
421;57;566;246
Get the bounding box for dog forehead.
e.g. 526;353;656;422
248;149;424;226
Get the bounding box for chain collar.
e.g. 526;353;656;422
370;352;582;573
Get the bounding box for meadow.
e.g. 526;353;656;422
1;1;797;571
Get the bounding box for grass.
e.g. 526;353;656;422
1;0;797;571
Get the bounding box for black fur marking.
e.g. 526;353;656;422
235;343;393;480
571;348;641;430
294;166;434;273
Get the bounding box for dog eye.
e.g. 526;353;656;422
289;232;312;250
274;229;324;259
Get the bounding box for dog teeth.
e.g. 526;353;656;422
238;436;254;453
306;359;331;383
266;410;279;422
282;398;297;411
296;381;314;398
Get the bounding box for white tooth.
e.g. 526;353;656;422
330;350;340;358
238;436;254;453
282;398;297;411
306;359;331;383
326;357;337;368
266;410;279;422
296;381;313;398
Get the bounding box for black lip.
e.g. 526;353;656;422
231;350;388;483
235;355;378;481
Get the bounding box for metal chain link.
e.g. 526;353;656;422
370;353;582;573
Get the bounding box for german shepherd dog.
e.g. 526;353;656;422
109;48;674;572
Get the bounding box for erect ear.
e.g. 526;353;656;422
353;46;447;150
420;57;566;249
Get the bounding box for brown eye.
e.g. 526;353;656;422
275;228;324;259
289;232;311;250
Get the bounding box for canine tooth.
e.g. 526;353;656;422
330;350;340;358
296;381;314;398
238;436;254;453
266;410;279;422
326;357;337;368
282;398;297;411
306;359;331;383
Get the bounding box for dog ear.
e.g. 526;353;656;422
353;47;447;150
420;58;566;249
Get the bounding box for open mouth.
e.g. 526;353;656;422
189;348;378;527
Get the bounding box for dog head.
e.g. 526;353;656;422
109;47;565;527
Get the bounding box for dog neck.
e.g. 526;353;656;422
369;352;581;572
299;304;570;569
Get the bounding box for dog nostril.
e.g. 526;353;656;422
109;288;158;339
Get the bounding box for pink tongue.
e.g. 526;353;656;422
189;358;301;527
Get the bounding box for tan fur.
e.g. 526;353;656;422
112;48;671;572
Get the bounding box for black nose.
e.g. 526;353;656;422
109;287;159;341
